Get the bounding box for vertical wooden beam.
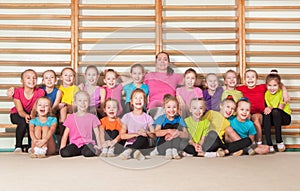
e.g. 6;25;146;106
237;0;246;83
71;0;79;73
155;0;163;54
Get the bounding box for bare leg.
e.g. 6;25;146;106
59;106;67;123
251;113;263;143
32;126;42;152
225;126;241;143
254;144;269;155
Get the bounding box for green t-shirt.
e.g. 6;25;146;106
265;89;291;115
185;116;210;144
221;89;243;102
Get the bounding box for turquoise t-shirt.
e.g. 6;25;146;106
123;83;149;103
228;116;256;139
30;116;57;127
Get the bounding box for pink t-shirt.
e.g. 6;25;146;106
63;113;100;148
104;84;123;116
237;84;266;114
10;87;45;114
121;112;154;146
176;86;203;106
144;72;183;109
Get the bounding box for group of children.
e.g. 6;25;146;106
8;51;292;159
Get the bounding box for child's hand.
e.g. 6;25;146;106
137;129;147;137
6;87;15;98
264;107;272;115
59;103;66;109
36;139;47;147
194;144;203;153
25;114;31;123
165;133;173;141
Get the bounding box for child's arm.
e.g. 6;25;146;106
119;75;133;87
99;87;106;116
6;87;15;98
176;94;185;116
93;126;102;148
248;135;255;143
147;125;157;140
14;99;31;123
36;123;57;148
155;124;171;137
52;89;62;114
99;125;106;147
59;127;70;150
29;123;38;143
120;123;139;140
281;85;290;103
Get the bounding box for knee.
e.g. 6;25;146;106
271;108;281;116
207;130;218;138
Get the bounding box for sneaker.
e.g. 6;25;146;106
216;148;225;157
100;147;108;157
28;148;32;153
204;152;217;158
107;147;115;157
171;148;181;159
30;153;38;158
14;147;22;153
165;148;172;159
150;147;159;156
34;147;41;155
40;147;47;155
119;149;132;160
232;149;243;156
277;142;286;152
133;150;145;160
247;147;256;156
269;146;275;153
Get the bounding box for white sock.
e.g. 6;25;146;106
204;152;217;158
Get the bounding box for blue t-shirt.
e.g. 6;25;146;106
123;83;149;103
153;114;186;131
30;116;57;128
42;86;59;106
228;116;256;139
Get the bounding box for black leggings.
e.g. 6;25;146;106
105;130;124;154
10;113;31;149
263;108;291;146
184;131;252;156
157;137;181;155
60;143;97;157
125;136;150;156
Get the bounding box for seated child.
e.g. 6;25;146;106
203;73;223;111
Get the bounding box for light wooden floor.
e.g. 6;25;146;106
0;152;300;191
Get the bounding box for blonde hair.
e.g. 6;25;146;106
72;91;90;112
163;94;179;109
31;96;53;118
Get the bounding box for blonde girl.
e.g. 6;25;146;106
10;69;45;152
203;73;223;111
119;89;155;160
263;73;291;152
221;69;243;102
154;94;188;159
29;97;57;158
60;91;101;157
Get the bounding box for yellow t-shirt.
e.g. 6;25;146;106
59;85;79;105
184;116;210;144
221;89;243;102
203;110;230;142
265;89;292;115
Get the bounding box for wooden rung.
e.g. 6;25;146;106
0;96;12;102
79;38;155;44
79;4;155;9
166;50;238;55
246;62;300;67
0;72;60;78
163;39;238;44
246;51;300;56
246;29;300;33
291;97;300;102
79;27;154;32
0;84;22;89
163;5;237;11
246;40;300;45
0;24;70;31
173;62;238;67
0;49;71;54
0;14;70;20
0;109;11;114
245;6;300;11
79;15;155;21
246;17;300;22
0;124;17;129
259;74;300;79
292;108;300;113
79;49;155;55
0;61;70;66
163;16;238;22
0;3;70;8
0;132;16;137
79;61;155;66
286;144;300;149
0;37;70;43
164;27;238;33
282;125;300;129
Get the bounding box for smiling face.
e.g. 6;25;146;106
131;91;145;110
164;100;178;119
85;67;99;86
224;71;237;89
220;100;236;119
156;52;169;72
61;69;75;87
184;71;197;89
206;74;219;91
267;79;280;95
42;70;57;88
189;99;206;121
104;71;117;89
21;70;37;89
236;101;251;122
130;66;144;84
36;98;51;117
74;92;89;112
104;100;118;119
245;71;257;88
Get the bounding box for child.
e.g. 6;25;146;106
123;64;149;113
203;73;223;111
99;98;123;157
103;69;131;117
176;68;203;119
263;73;291;152
154;94;188;159
227;98;269;155
221;70;243;102
29;97;57;158
10;69;45;152
119;89;155;160
60;91;101;157
183;98;225;157
41;70;62;114
80;65;106;118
